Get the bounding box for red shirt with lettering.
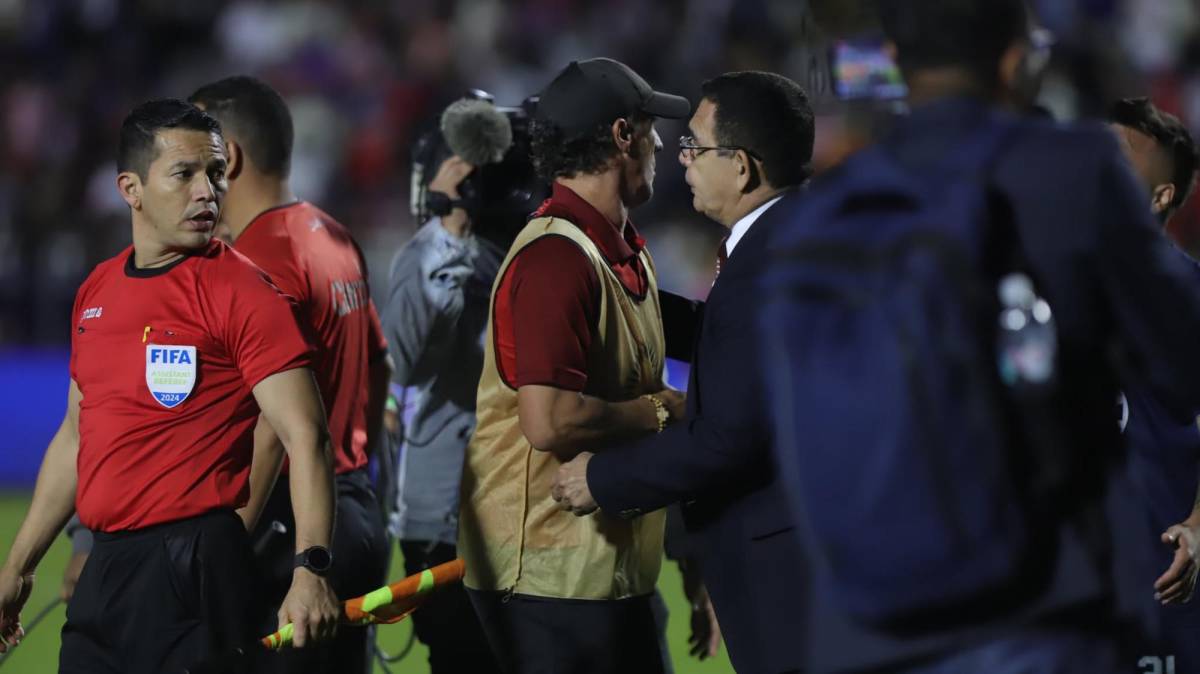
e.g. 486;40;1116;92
235;202;388;475
493;182;649;390
71;241;313;532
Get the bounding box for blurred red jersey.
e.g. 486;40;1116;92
235;202;388;475
71;241;312;532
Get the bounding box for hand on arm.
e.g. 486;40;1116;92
551;452;597;515
252;368;340;647
546;389;685;514
1;379;83;652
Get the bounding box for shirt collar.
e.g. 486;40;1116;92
533;182;644;264
725;194;783;258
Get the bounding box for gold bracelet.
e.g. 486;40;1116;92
642;393;668;433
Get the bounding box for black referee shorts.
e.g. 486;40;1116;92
59;509;265;674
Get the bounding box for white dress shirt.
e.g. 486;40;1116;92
724;194;783;258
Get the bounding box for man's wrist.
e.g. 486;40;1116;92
291;566;328;583
294;545;333;577
641;394;668;433
0;563;31;582
439;209;471;238
2;547;38;578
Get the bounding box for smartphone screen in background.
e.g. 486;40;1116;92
832;40;908;101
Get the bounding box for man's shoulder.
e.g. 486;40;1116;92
202;240;277;289
757;189;806;223
83;246;132;283
237;206;299;261
518;213;591;244
74;247;130;303
393;220;446;261
740;189;808;256
508;231;593;272
298;202;361;258
992;117;1127;216
388;222;460;285
243;200;354;254
495;233;598;303
243;202;369;293
1000;116;1119;176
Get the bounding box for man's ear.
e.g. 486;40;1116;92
1152;183;1176;216
612;118;634;154
736;150;762;194
225;139;244;181
116;171;142;210
734;150;751;192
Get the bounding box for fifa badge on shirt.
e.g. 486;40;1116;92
145;344;197;408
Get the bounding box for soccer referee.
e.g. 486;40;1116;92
0;99;340;674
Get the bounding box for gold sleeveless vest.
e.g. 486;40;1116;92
459;216;667;599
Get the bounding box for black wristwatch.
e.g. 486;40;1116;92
294;546;333;576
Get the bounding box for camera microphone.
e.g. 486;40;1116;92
440;98;513;166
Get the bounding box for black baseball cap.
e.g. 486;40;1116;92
535;58;691;137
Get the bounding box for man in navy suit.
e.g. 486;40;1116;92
552;71;813;674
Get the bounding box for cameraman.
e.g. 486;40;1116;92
380;97;527;673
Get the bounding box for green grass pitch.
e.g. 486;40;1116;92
0;492;733;673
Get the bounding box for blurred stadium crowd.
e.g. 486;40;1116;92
0;0;1198;345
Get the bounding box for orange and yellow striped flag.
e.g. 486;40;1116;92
261;558;465;651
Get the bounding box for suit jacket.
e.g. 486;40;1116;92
590;192;808;674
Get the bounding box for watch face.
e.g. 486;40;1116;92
306;547;332;571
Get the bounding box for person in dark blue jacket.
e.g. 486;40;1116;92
551;71;814;674
762;2;1200;672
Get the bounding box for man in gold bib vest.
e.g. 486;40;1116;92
458;58;689;673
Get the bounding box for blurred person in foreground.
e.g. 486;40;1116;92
456;57;690;674
186;75;392;674
552;70;813;674
0;99;339;673
1108;96;1200;673
762;1;1200;672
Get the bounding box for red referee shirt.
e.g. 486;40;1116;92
235;202;388;475
71;241;313;532
493;182;650;391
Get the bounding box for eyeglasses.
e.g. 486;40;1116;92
678;136;760;162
